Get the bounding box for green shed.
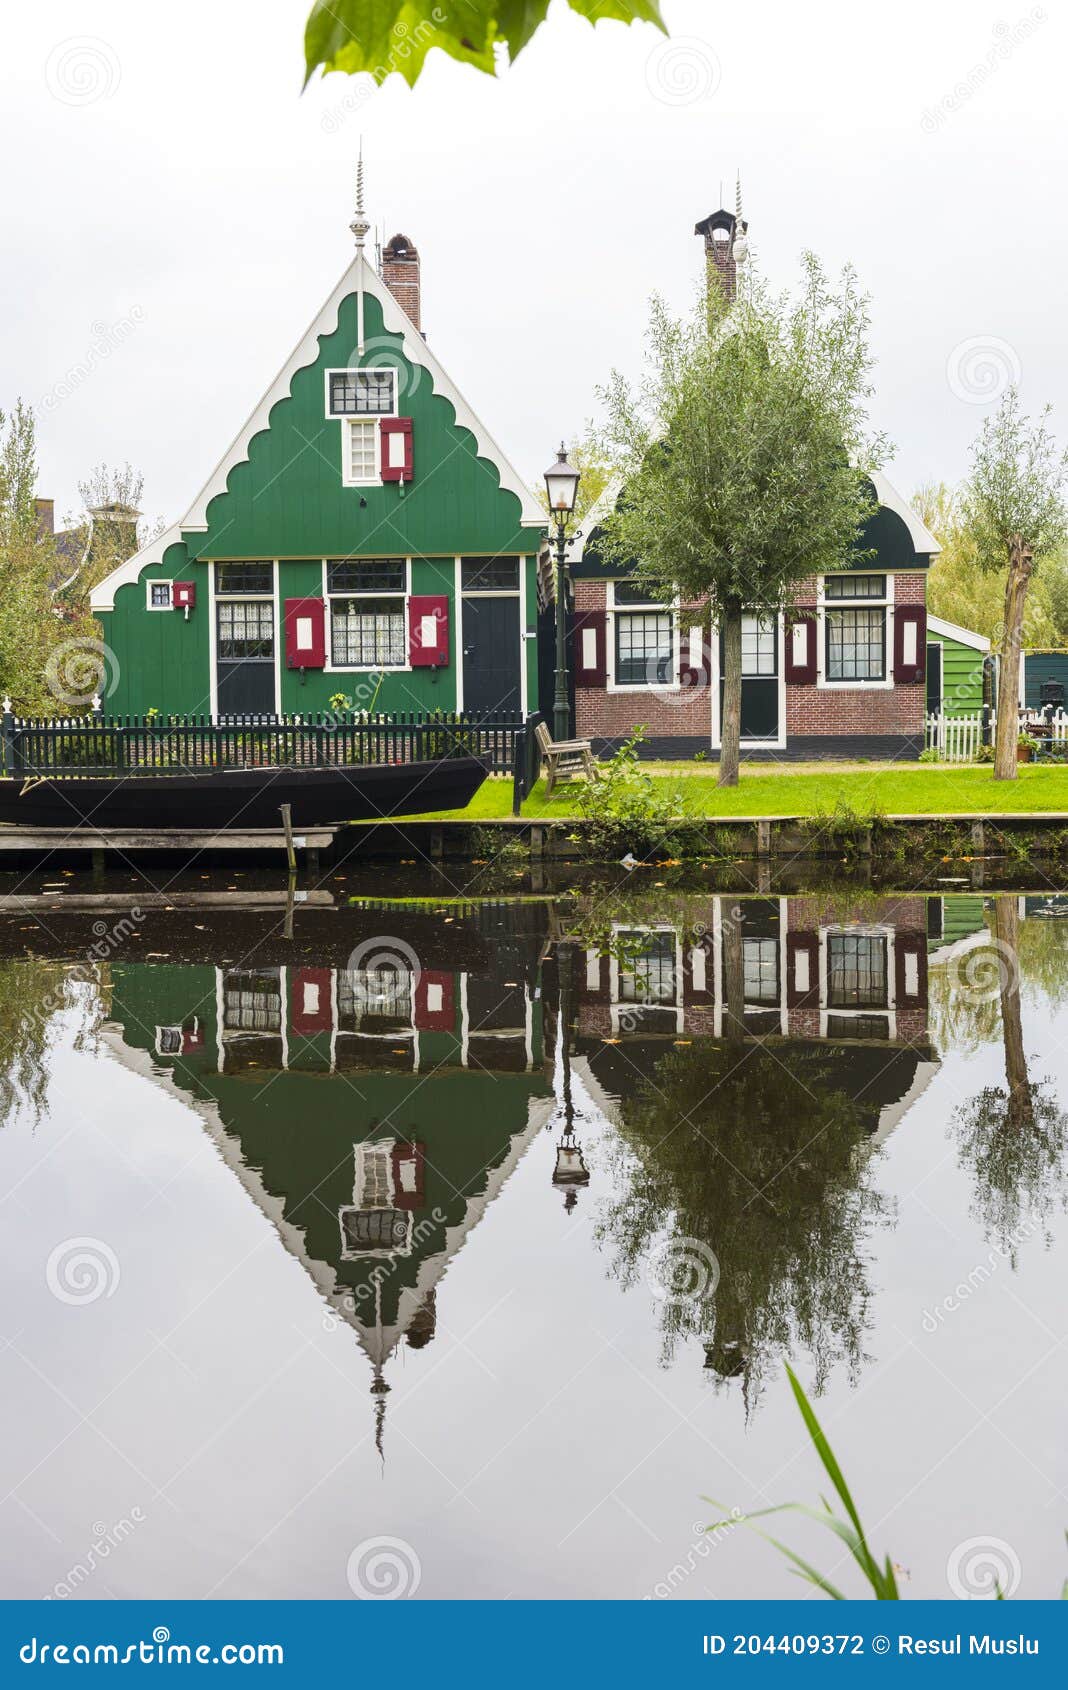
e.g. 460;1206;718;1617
925;615;990;717
1021;650;1068;711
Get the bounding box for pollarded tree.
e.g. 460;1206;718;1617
595;253;886;786
961;389;1068;780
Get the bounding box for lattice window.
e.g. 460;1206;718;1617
827;934;888;1008
329;370;396;415
217;600;274;660
615;611;673;686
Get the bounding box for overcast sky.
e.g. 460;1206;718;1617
3;0;1064;528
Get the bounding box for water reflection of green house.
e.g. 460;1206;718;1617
102;959;554;1414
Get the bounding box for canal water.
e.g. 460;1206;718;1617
1;876;1066;1601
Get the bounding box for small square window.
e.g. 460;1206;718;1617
147;581;172;610
329;370;395;416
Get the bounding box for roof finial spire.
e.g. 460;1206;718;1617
350;142;371;253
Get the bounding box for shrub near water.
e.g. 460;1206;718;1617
574;730;702;861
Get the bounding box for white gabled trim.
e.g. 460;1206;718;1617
868;468;941;558
90;522;184;614
180;253;542;532
927;612;991;653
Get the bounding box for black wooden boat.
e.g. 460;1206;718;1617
0;757;487;831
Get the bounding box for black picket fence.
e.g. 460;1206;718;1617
1;709;539;789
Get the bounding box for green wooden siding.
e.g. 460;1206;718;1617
97;285;542;717
928;629;986;716
1022;651;1068;710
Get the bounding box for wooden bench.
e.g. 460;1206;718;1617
535;721;597;797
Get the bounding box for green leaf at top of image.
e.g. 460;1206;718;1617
304;0;667;88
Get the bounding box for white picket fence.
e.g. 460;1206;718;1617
925;708;1068;762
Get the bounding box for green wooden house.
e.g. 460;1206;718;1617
925;614;990;716
90;193;544;720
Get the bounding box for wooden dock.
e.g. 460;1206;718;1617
0;825;335;871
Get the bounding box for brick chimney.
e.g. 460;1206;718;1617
88;502;140;563
381;233;421;330
35;497;55;537
694;206;746;304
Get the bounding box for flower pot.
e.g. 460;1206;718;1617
1017;745;1033;764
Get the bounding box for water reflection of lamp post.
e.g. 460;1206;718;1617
544;444;582;743
552;937;590;1210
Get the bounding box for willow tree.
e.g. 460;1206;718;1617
963;390;1068;780
596;253;883;785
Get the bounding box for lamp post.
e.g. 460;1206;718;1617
544;443;581;743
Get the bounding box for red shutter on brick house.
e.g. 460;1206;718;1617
414;971;454;1031
391;1141;425;1210
893;605;927;684
573;610;607;686
683;939;714;1005
291;967;333;1036
284;597;326;668
894;932;927;1010
786;932;820;1008
785;611;818;684
380;417;413;482
679;621;711;689
408;595;449;667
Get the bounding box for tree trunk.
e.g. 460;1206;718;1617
993;536;1034;781
722;901;746;1045
993;895;1033;1132
718;603;743;788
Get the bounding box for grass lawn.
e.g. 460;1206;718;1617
410;761;1068;822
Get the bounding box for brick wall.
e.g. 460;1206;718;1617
573;573;927;750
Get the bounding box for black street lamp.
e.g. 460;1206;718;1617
544;443;582;743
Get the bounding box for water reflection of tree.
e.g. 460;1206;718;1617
0;958;64;1124
597;1040;890;1409
954;897;1068;1255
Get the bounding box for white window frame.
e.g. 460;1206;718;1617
608;922;685;1035
146;578;173;610
322;557;411;674
607;580;681;693
325;367;398;490
817;924;898;1041
817;573;895;691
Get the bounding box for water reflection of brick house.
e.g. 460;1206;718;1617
577;896;930;1053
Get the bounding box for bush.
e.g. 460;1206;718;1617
574;728;703;860
918;746;940;763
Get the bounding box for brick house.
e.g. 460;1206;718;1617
562;204;943;761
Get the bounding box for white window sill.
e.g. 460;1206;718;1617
607;682;680;694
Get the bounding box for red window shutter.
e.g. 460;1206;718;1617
785;610;818;685
391;1141;425;1210
573;609;607;686
380;417;413;483
894;932;927;1009
409;594;449;667
679;621;711;690
414;971;454;1031
786;932;820;1009
683;940;714;1005
291;967;333;1037
284;597;326;669
893;605;927;684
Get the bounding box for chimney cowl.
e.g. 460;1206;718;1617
381;232;422;331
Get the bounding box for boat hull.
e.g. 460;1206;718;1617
0;758;487;831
